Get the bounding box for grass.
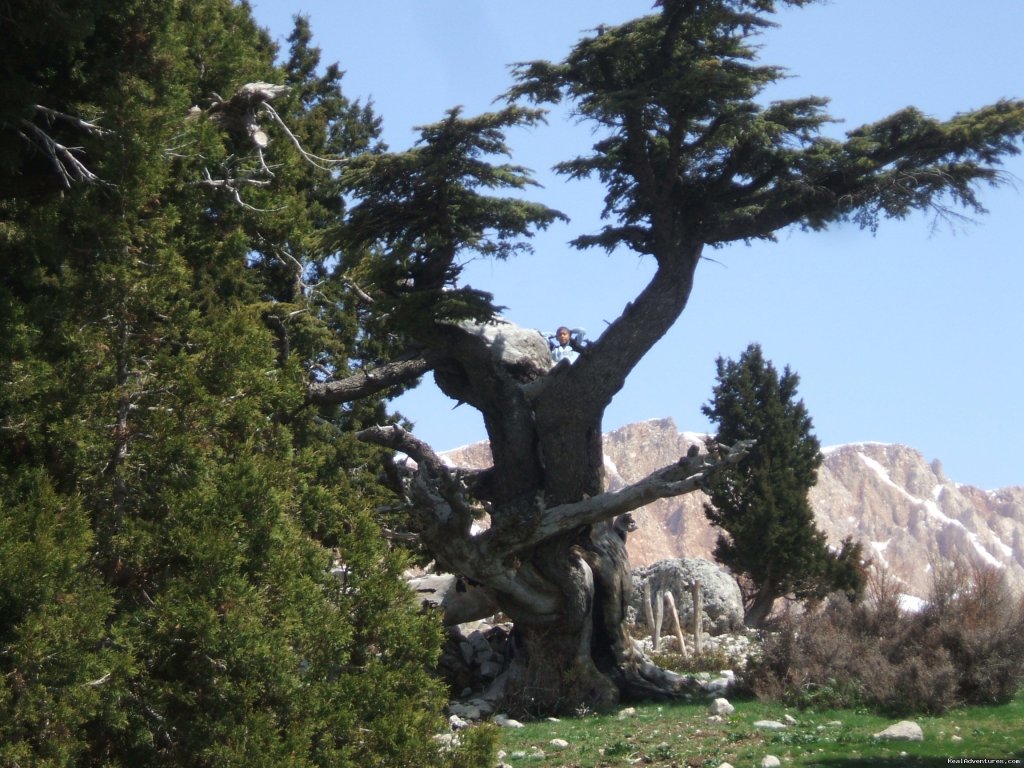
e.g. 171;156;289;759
493;688;1024;767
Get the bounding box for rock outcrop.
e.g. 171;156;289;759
810;441;1024;599
631;558;744;634
458;318;552;381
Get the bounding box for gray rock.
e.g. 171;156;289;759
493;714;524;728
432;732;459;750
447;702;481;720
458;318;552;381
549;739;569;750
703;676;733;696
708;698;735;716
761;756;781;768
467;629;490;653
873;721;924;741
479;660;504;678
632;558;744;634
753;720;787;731
467;697;495;716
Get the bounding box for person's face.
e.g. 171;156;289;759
556;328;571;345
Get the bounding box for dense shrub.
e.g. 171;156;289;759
745;563;1024;714
652;632;761;676
656;646;738;676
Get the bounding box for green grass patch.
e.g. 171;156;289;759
494;688;1024;767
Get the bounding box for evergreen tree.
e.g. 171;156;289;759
701;344;866;626
1;2;490;765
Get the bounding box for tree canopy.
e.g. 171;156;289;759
300;0;1023;714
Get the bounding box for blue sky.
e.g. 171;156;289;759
252;1;1024;490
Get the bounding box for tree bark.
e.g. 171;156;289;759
744;580;777;629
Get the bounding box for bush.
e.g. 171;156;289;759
744;563;1024;715
652;632;760;676
655;646;736;676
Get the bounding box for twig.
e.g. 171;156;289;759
18;120;101;187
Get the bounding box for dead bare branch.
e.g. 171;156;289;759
259;101;343;171
18;121;99;187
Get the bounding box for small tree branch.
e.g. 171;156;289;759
32;105;111;136
259;101;343;171
19;120;100;187
340;274;376;305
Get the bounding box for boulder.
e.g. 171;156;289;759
708;698;735;716
873;721;924;742
631;558;744;634
494;714;524;728
458;318;552;381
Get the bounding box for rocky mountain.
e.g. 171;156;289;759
444;417;1024;603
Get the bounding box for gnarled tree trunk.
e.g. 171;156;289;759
353;307;749;716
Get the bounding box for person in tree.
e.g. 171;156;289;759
549;325;585;364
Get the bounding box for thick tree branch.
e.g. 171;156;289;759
530;253;701;498
306;356;431;405
425;321;547;508
356;424;477;538
359;424;562;617
356;424;450;479
482;440;753;556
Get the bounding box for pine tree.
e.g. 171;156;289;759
701;344;865;626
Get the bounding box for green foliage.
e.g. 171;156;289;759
0;2;485;765
508;0;1024;256
336;106;566;338
701;344;866;624
0;470;123;767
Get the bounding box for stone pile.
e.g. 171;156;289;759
437;621;513;699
